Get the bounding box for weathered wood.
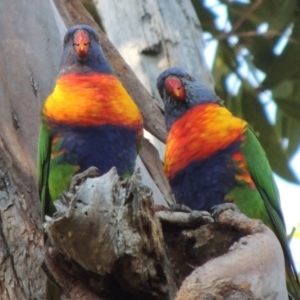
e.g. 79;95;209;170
139;139;173;205
44;168;288;300
0;0;66;298
45;168;177;300
136;156;170;207
176;209;288;300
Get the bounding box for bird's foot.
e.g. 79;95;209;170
211;203;240;220
169;203;192;213
157;208;213;227
69;166;100;194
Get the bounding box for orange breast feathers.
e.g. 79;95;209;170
164;103;247;179
43;73;143;131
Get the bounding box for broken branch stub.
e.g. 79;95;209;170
45;167;177;300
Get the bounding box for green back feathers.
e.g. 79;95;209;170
37;121;52;218
242;127;300;296
242;126;282;224
37;121;79;218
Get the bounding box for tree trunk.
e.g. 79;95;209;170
0;0;290;299
0;0;64;298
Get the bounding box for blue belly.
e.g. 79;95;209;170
169;141;241;211
52;124;139;178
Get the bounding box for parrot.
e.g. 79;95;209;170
37;24;143;218
37;25;143;300
156;67;300;300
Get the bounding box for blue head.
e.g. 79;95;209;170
157;67;219;130
58;24;112;77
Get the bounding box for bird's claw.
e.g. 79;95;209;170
169;203;193;213
188;210;214;224
211;203;240;220
157;209;213;227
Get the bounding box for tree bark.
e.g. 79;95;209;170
44;168;288;300
0;0;64;298
176;210;288;300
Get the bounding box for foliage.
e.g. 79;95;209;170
192;0;300;183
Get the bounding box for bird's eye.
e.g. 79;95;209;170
185;74;193;81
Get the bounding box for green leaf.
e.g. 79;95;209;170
274;98;300;122
275;108;300;158
286;118;300;157
262;17;300;90
191;0;218;35
272;80;300;121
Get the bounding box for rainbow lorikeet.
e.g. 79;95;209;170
157;67;300;299
37;24;143;219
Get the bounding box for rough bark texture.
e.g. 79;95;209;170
43;169;288;300
0;0;63;299
176;210;288;300
45;168;177;300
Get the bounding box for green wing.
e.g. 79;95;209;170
37;122;63;300
242;127;283;226
242;126;299;284
37;121;79;217
37;120;52;219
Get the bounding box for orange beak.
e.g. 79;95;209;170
165;77;186;100
73;30;90;58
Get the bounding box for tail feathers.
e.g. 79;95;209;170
286;264;300;300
